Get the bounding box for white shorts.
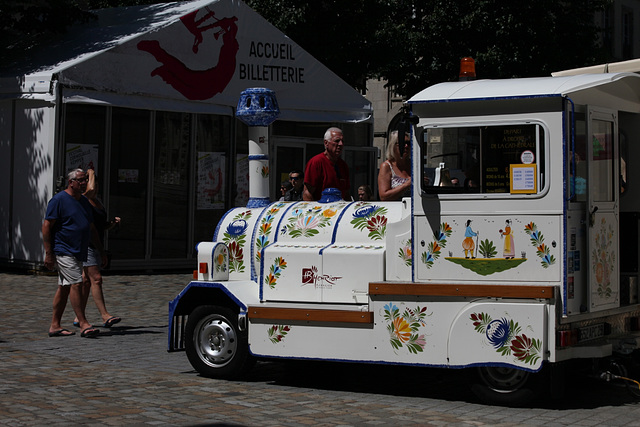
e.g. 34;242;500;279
84;247;100;268
56;254;83;286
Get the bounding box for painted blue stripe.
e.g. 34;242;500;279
250;203;275;282
245;349;544;373
407;93;564;105
260;201;301;301
248;154;269;161
410;116;416;282
320;201;356;255
561;97;575;317
213;207;237;241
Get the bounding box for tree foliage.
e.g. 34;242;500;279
2;0;613;97
248;0;613;96
0;1;95;64
0;0;170;66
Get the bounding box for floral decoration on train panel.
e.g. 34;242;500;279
222;210;252;273
384;303;431;354
282;204;340;238
421;222;452;268
592;218;615;298
524;222;556;268
268;325;291;343
350;203;388;240
265;257;287;289
255;203;285;262
215;246;228;273
470;312;542;365
398;238;412;267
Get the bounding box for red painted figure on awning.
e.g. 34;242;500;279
137;8;238;100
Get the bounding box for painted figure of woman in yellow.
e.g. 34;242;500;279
462;219;478;259
500;219;515;259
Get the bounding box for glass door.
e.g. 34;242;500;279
151;111;191;259
108;108;151;260
587;108;619;311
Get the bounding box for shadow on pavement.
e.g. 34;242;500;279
195;358;640;410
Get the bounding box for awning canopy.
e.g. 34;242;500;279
0;0;371;123
408;72;640;114
552;58;640;76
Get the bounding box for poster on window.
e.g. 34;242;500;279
482;125;537;193
66;144;99;175
197;152;225;210
235;155;249;206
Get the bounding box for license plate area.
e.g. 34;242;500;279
578;323;607;342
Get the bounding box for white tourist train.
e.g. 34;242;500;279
168;73;640;404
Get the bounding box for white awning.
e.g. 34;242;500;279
1;0;372;123
552;58;640;76
408;73;640;113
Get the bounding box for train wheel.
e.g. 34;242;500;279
471;366;537;406
185;305;254;379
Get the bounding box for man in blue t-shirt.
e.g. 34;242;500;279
43;169;106;338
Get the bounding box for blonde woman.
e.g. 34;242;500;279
377;130;411;201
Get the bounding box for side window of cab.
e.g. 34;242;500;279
420;124;545;195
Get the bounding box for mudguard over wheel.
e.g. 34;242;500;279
185;305;254;379
471;366;538;406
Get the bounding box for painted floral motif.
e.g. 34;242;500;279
284;204;339;238
398;238;412;267
261;165;269;178
421;222;452;268
478;239;497;258
524;222;556;268
268;325;291;343
265;256;287;289
222;211;252;273
350;204;389;240
593;218;615;298
215;248;227;273
255;203;285;262
383;303;429;354
470;312;542;365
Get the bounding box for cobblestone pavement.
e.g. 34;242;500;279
2;271;640;426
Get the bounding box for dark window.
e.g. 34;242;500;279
421;124;545;195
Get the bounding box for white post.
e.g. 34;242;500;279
236;88;280;208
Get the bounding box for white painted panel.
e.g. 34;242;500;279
448;301;547;370
12;100;56;263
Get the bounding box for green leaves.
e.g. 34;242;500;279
478;239;497;259
248;0;611;97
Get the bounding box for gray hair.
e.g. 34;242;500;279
67;168;84;181
324;127;343;142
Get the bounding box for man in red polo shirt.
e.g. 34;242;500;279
303;127;351;201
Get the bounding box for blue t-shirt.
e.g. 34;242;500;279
45;192;94;261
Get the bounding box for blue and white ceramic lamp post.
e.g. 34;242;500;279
236;88;280;208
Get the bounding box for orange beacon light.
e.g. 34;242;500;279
459;57;476;81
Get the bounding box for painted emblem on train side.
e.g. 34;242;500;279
302;266;341;289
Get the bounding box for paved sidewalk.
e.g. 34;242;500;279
2;271;640;426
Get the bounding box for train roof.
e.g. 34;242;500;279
408;72;640;113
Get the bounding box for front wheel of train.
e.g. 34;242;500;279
471;366;540;406
185;305;254;379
